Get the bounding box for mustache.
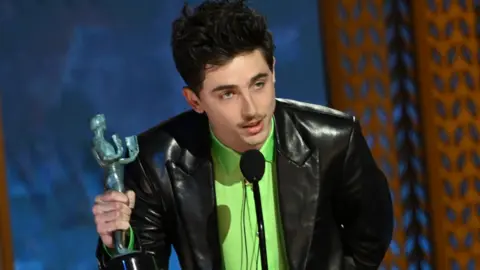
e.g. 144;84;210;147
238;115;266;128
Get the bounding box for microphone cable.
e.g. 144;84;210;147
241;179;248;270
243;177;262;270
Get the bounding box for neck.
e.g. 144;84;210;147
94;130;104;138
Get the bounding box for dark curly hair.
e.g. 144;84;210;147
171;0;275;94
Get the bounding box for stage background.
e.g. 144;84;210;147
4;1;480;270
0;0;327;269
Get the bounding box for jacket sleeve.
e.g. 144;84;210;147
96;155;173;270
333;120;394;269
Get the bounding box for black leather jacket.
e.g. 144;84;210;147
96;99;393;270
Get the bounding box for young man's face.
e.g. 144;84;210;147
184;49;276;153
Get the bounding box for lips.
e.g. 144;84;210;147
244;120;261;128
243;119;264;135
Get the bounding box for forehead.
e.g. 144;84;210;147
203;50;270;89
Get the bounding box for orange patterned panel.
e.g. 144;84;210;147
412;0;480;269
319;0;412;269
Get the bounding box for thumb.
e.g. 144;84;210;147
126;190;136;209
101;234;114;248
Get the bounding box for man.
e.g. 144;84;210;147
93;0;394;269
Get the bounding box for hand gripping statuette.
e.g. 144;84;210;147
90;114;158;270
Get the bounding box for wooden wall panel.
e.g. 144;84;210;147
0;108;13;270
319;1;407;269
412;1;480;269
319;0;433;268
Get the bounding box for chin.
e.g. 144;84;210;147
244;130;269;147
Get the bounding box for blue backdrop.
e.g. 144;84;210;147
0;0;327;269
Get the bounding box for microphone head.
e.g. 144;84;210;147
240;149;265;183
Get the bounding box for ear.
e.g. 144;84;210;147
182;87;204;113
272;57;276;84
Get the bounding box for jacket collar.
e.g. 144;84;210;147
274;99;312;165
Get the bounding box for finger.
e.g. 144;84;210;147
126;190;136;209
105;191;130;203
97;222;111;235
105;220;130;233
95;212;116;224
93;202;131;217
100;234;113;248
94;194;107;204
94;191;117;204
96;191;129;204
94;207;132;224
97;218;130;235
92;202;120;215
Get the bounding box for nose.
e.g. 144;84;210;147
241;92;257;119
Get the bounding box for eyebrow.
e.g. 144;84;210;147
211;72;269;92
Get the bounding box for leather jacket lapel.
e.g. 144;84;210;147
169;158;222;269
274;101;321;270
167;113;222;269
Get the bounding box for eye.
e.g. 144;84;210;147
221;91;234;99
254;81;265;89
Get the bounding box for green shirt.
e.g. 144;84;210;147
211;118;286;270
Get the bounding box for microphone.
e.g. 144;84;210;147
240;149;268;270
